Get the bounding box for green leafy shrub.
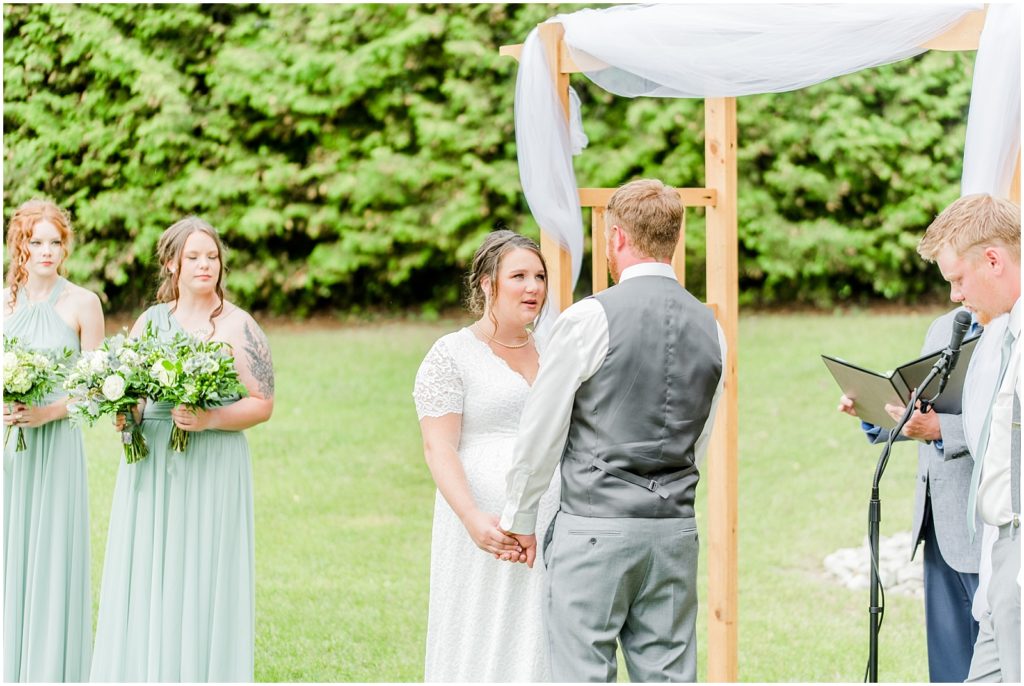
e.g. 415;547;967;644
4;4;973;313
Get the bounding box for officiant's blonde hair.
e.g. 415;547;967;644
918;194;1020;264
606;179;683;260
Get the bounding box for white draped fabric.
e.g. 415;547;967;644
513;3;1019;297
961;3;1021;197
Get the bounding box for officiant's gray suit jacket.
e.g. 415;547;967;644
870;307;981;573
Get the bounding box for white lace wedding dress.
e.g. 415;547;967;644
413;327;560;682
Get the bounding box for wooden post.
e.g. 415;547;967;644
537;22;574;312
672;210;687;286
1010;153;1021;204
592;207;609;293
704;96;739;682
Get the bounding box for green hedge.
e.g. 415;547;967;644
4;4;972;314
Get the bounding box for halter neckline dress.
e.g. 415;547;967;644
4;277;92;682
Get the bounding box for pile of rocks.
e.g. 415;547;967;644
823;530;924;598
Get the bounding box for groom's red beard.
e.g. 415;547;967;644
607;248;620;284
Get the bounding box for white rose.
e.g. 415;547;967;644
4;351;17;372
101;374;126;401
88;351;107;374
151;360;177;387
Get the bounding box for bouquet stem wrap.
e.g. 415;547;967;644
121;412;148;464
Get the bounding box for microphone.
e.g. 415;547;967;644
945;310;973;371
929;310;973;401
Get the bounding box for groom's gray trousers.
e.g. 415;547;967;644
543;512;699;682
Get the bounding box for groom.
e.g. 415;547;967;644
500;179;726;682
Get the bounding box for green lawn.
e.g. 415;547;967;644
81;309;949;681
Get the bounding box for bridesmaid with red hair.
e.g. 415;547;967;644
3;199;104;681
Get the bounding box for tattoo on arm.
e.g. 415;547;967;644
243;322;275;398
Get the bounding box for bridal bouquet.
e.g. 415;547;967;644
148;332;247;452
3;336;70;452
64;327;161;464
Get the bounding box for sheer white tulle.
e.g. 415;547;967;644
514;3;1019;291
961;3;1021;197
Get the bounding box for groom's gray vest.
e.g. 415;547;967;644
559;275;723;519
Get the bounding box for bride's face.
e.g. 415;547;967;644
487;248;546;328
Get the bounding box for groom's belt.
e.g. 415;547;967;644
591;458;697;500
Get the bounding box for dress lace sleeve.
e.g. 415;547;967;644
413;337;464;419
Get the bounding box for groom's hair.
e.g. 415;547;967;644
606;179;683;260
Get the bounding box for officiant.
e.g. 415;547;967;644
837;305;982;683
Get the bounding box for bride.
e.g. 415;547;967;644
413;230;560;682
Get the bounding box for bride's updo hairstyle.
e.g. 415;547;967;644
5;199;74;311
156;216;228;335
465;229;548;327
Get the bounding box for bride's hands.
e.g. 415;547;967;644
462;510;524;560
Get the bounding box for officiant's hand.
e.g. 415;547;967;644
837;395;858;417
884;400;940;442
463;510;524;558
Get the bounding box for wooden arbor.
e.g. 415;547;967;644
501;7;1007;681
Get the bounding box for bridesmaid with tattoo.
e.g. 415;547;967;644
91;217;274;682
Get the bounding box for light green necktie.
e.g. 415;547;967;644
967;326;1016;539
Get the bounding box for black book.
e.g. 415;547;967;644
822;333;982;430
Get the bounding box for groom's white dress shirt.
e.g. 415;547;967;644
500;262;727;534
976;296;1020;528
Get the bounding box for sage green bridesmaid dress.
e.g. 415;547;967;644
90;303;255;682
4;277;92;682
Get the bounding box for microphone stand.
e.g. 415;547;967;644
865;355;951;682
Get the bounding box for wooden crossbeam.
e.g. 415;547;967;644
580;187;716;208
499;42;585;72
922;8;986;51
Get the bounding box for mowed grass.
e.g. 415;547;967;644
81;309;948;681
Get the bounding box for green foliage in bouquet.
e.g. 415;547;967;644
147;332;248;452
64;324;164;463
3;336;71;451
